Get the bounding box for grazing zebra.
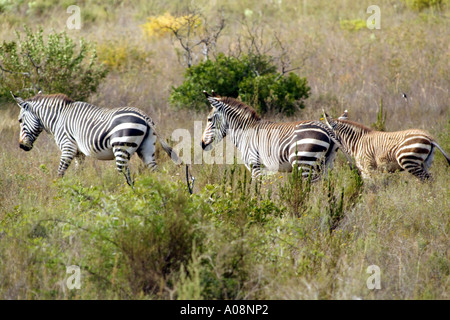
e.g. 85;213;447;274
11;92;180;186
201;91;349;181
323;112;450;180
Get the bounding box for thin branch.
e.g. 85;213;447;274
26;51;44;92
0;63;31;77
273;32;306;79
162;8;226;68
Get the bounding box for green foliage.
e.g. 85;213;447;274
97;40;153;73
0;0;16;13
0;152;448;299
0;0;448;300
54;176;209;297
239;72;310;115
194;166;283;299
279;164;312;217
0;26;108;101
343;167;364;208
321;174;345;233
339;19;367;31
403;0;445;11
371;99;387;131
169;53;310;116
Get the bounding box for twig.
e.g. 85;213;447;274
26;51;43;92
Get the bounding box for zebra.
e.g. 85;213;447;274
322;112;450;180
11;92;180;186
201;91;351;181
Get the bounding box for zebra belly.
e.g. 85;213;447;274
378;161;402;173
90;148;115;160
77;143;115;160
259;161;291;175
276;162;293;172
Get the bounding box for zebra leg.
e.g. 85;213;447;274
402;162;431;181
57;143;78;177
137;130;157;170
113;145;135;187
356;156;376;180
251;164;262;179
74;152;86;170
423;145;436;171
289;158;320;182
245;161;262;179
359;170;373;180
124;167;133;187
295;163;320;181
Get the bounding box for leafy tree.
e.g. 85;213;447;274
169;53;310;116
0;26;108;102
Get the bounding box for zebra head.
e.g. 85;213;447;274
322;111;356;155
201;91;228;151
11;92;43;152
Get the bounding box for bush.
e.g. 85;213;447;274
0;26;108;101
339;19;367;31
403;0;445;11
169;53;310;116
371;99;387;131
141;12;203;38
97;40;153;73
279;164;312;217
54;175;209;297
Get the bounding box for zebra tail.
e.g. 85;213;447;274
144;117;181;165
432;141;450;166
159;137;181;165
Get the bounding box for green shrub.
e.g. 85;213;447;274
371;99;387;131
339;19;367;31
53;176;209;297
0;26;108;101
97;40;153;73
195;166;282;299
403;0;445;11
169;53;310;116
321;174;345;233
279;164;312;217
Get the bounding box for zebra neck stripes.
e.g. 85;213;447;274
324;114;450;180
13;93;179;186
326;120;372;156
202;94;342;180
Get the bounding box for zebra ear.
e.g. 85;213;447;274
322;110;333;128
203;90;219;107
10;91;25;107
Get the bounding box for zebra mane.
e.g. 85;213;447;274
28;93;74;104
216;97;261;121
337;119;373;133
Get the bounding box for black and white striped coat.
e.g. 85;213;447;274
201;92;348;181
323;113;450;180
12;93;179;186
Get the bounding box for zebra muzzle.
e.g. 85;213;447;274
201;140;213;151
19;142;32;151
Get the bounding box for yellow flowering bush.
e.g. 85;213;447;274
141;12;203;38
97;40;152;72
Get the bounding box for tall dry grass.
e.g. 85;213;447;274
0;0;448;300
